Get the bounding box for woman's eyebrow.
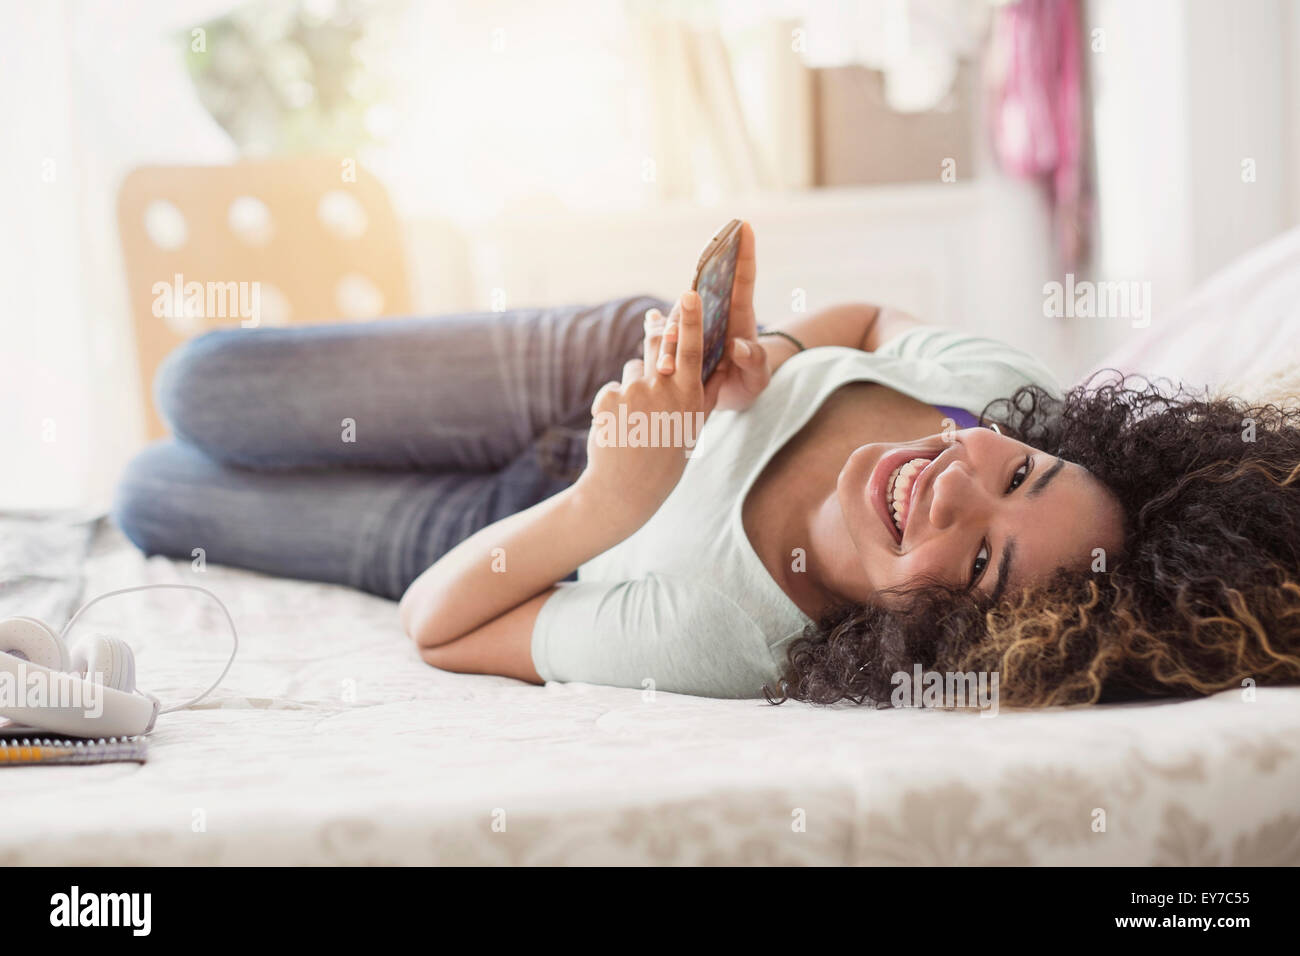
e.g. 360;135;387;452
991;457;1064;601
1026;456;1066;499
990;539;1017;604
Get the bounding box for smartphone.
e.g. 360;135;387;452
691;218;743;382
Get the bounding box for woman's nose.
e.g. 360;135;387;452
927;460;989;530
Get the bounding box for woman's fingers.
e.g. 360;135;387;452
731;337;768;391
674;291;703;380
622;358;645;385
590;380;620;416
657;308;679;375
643;308;665;368
729;221;758;339
649;292;706;382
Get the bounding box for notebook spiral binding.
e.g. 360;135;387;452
0;735;148;766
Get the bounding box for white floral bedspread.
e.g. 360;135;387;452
1;519;1297;865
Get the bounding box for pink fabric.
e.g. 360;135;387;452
987;0;1089;268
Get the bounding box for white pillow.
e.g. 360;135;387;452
1086;225;1300;393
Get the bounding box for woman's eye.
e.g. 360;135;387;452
970;542;990;583
1008;457;1031;492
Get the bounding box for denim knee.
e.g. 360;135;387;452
153;330;248;451
111;442;187;558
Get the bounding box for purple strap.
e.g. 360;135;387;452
934;404;979;429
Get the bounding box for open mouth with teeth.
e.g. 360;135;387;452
885;457;930;536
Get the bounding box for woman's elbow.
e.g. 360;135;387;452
397;588;419;640
419;643;462;671
399;589;439;648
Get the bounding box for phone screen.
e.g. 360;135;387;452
691;219;742;382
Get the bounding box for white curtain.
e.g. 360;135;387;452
633;8;814;200
0;0;236;511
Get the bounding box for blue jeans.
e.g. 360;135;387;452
112;295;665;600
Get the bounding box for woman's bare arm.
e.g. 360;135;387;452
400;290;720;678
757;304;925;375
398;482;639;653
416;590;552;682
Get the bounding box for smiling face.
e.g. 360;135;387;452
836;427;1125;604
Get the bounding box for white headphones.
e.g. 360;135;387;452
0;584;238;738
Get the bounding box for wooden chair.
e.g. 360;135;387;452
117;159;411;438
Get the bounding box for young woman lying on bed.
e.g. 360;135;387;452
115;222;1300;707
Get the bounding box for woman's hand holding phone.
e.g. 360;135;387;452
576;223;770;528
576;290;723;532
705;221;771;411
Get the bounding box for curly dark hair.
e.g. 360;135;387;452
767;375;1300;708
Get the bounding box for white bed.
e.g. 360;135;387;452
4;229;1300;866
2;516;1297;866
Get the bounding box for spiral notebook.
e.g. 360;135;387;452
0;734;148;766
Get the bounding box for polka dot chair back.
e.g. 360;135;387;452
117;159;412;438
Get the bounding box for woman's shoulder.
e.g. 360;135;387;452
771;329;1061;407
874;325;1062;394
